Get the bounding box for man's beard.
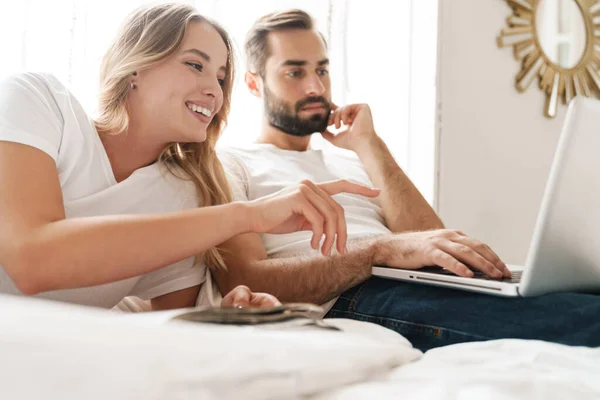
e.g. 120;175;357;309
264;85;331;137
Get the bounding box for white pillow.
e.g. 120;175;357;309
0;294;421;399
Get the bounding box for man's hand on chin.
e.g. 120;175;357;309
321;103;379;155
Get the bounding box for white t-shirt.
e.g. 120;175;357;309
0;73;205;308
197;143;391;313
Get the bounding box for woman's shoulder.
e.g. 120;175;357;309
0;72;92;131
3;71;65;84
1;72;67;91
0;72;70;105
0;73;94;163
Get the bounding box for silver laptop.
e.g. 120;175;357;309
372;97;600;297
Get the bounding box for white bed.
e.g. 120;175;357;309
2;294;599;399
315;339;600;399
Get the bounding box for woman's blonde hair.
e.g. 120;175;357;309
96;3;234;270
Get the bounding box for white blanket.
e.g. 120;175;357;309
3;294;599;399
0;295;421;399
314;339;600;399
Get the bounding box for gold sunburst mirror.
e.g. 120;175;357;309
498;0;600;118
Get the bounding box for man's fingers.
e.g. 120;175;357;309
334;108;343;129
328;103;339;126
328;113;335;127
439;241;503;278
318;179;381;198
321;130;336;143
430;249;474;277
340;105;357;125
454;236;510;278
328;103;363;129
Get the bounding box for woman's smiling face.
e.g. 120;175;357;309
129;21;228;145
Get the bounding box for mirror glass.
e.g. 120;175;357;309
535;0;587;69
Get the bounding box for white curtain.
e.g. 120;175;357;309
0;0;438;204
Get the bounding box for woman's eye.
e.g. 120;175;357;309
186;62;203;72
218;78;225;87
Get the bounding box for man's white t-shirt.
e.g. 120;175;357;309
198;144;391;313
0;73;205;308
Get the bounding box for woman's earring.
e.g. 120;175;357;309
130;71;138;89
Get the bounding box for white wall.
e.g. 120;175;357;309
436;0;568;264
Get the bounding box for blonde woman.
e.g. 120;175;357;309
0;3;379;310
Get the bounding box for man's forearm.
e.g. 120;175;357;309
356;135;444;232
216;237;378;305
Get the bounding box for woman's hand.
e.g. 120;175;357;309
221;285;281;308
244;179;380;256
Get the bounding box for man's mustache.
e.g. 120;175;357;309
295;96;330;112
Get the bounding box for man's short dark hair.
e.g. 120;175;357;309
244;9;327;77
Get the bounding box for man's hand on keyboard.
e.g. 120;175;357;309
372;230;511;279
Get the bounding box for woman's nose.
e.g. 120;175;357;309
201;79;220;98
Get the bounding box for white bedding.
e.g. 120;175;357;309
315;339;600;399
2;294;599;399
0;294;419;399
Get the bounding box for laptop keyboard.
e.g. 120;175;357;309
418;266;523;284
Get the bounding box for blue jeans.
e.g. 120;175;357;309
325;277;600;352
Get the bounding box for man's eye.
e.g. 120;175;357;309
186;62;203;72
317;69;329;76
287;70;302;78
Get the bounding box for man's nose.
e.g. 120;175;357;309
305;73;325;96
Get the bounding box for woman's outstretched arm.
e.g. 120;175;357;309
0;142;252;294
0;142;378;295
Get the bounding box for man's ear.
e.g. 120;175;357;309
245;71;263;98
